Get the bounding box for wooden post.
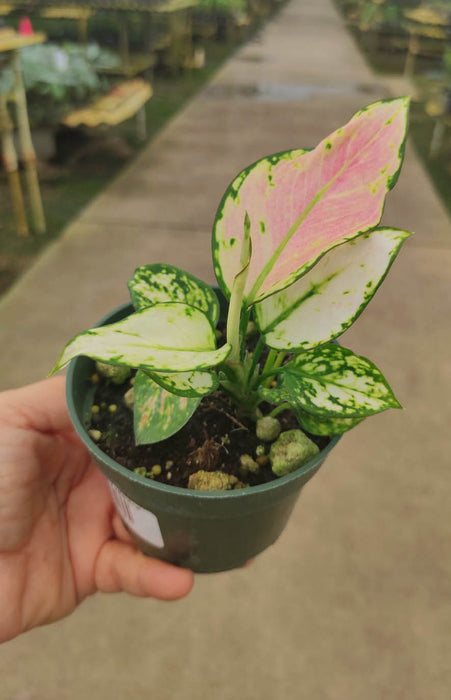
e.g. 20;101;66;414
0;95;29;237
404;31;419;78
78;15;88;45
136;106;147;141
168;12;179;75
118;11;130;68
429;118;445;158
11;49;46;234
186;9;195;70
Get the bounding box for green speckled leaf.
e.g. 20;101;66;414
134;370;200;445
257;384;362;435
255;228;411;350
128;263;220;325
261;344;401;417
294;409;364;436
148;368;218;398
50;303;231;374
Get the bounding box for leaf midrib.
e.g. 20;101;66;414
246;111;401;304
260;271;341;332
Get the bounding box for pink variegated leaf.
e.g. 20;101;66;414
212;97;409;306
134;371;200;445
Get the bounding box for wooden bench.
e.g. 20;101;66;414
98;54;156;79
39;7;95;44
402;6;450;75
0;30;47;236
425;95;451;158
62;78;152;140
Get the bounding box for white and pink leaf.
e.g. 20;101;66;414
255;228;411;350
213;98;409;305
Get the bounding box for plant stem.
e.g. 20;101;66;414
260;350;288;388
226;284;244;366
269;402;292;417
219;362;238;382
247;335;265;383
225;213;251;366
262;348;277;375
272;352;287;370
260;348;282;389
256;366;286;384
239;308;250;361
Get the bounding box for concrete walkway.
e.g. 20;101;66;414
1;1;450;698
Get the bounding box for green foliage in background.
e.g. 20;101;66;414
352;0;420;32
197;0;247;12
0;43;120;125
444;45;451;75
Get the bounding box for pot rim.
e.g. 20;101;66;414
66;301;342;501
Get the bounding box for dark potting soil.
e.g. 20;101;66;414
89;372;330;490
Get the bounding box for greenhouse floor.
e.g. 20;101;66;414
1;0;450;698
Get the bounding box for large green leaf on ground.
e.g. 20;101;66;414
212;97;409;306
50;303;230;374
255;228;411;350
259;344;401;418
133;370;200;445
128;263;220;324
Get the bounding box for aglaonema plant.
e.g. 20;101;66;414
51;97;411;454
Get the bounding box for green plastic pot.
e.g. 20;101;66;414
66;301;341;573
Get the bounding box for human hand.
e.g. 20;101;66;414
0;377;194;643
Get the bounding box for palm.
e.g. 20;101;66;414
0;378;193;643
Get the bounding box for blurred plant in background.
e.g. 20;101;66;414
353;0;418;32
197;0;247;10
0;43;119;125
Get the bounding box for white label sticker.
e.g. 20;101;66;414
109;483;164;549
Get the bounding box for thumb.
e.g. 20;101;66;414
0;377;73;434
94;540;194;601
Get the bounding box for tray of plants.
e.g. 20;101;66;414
51;96;412;573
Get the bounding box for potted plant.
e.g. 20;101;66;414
0;42;119;127
51;97;411;573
